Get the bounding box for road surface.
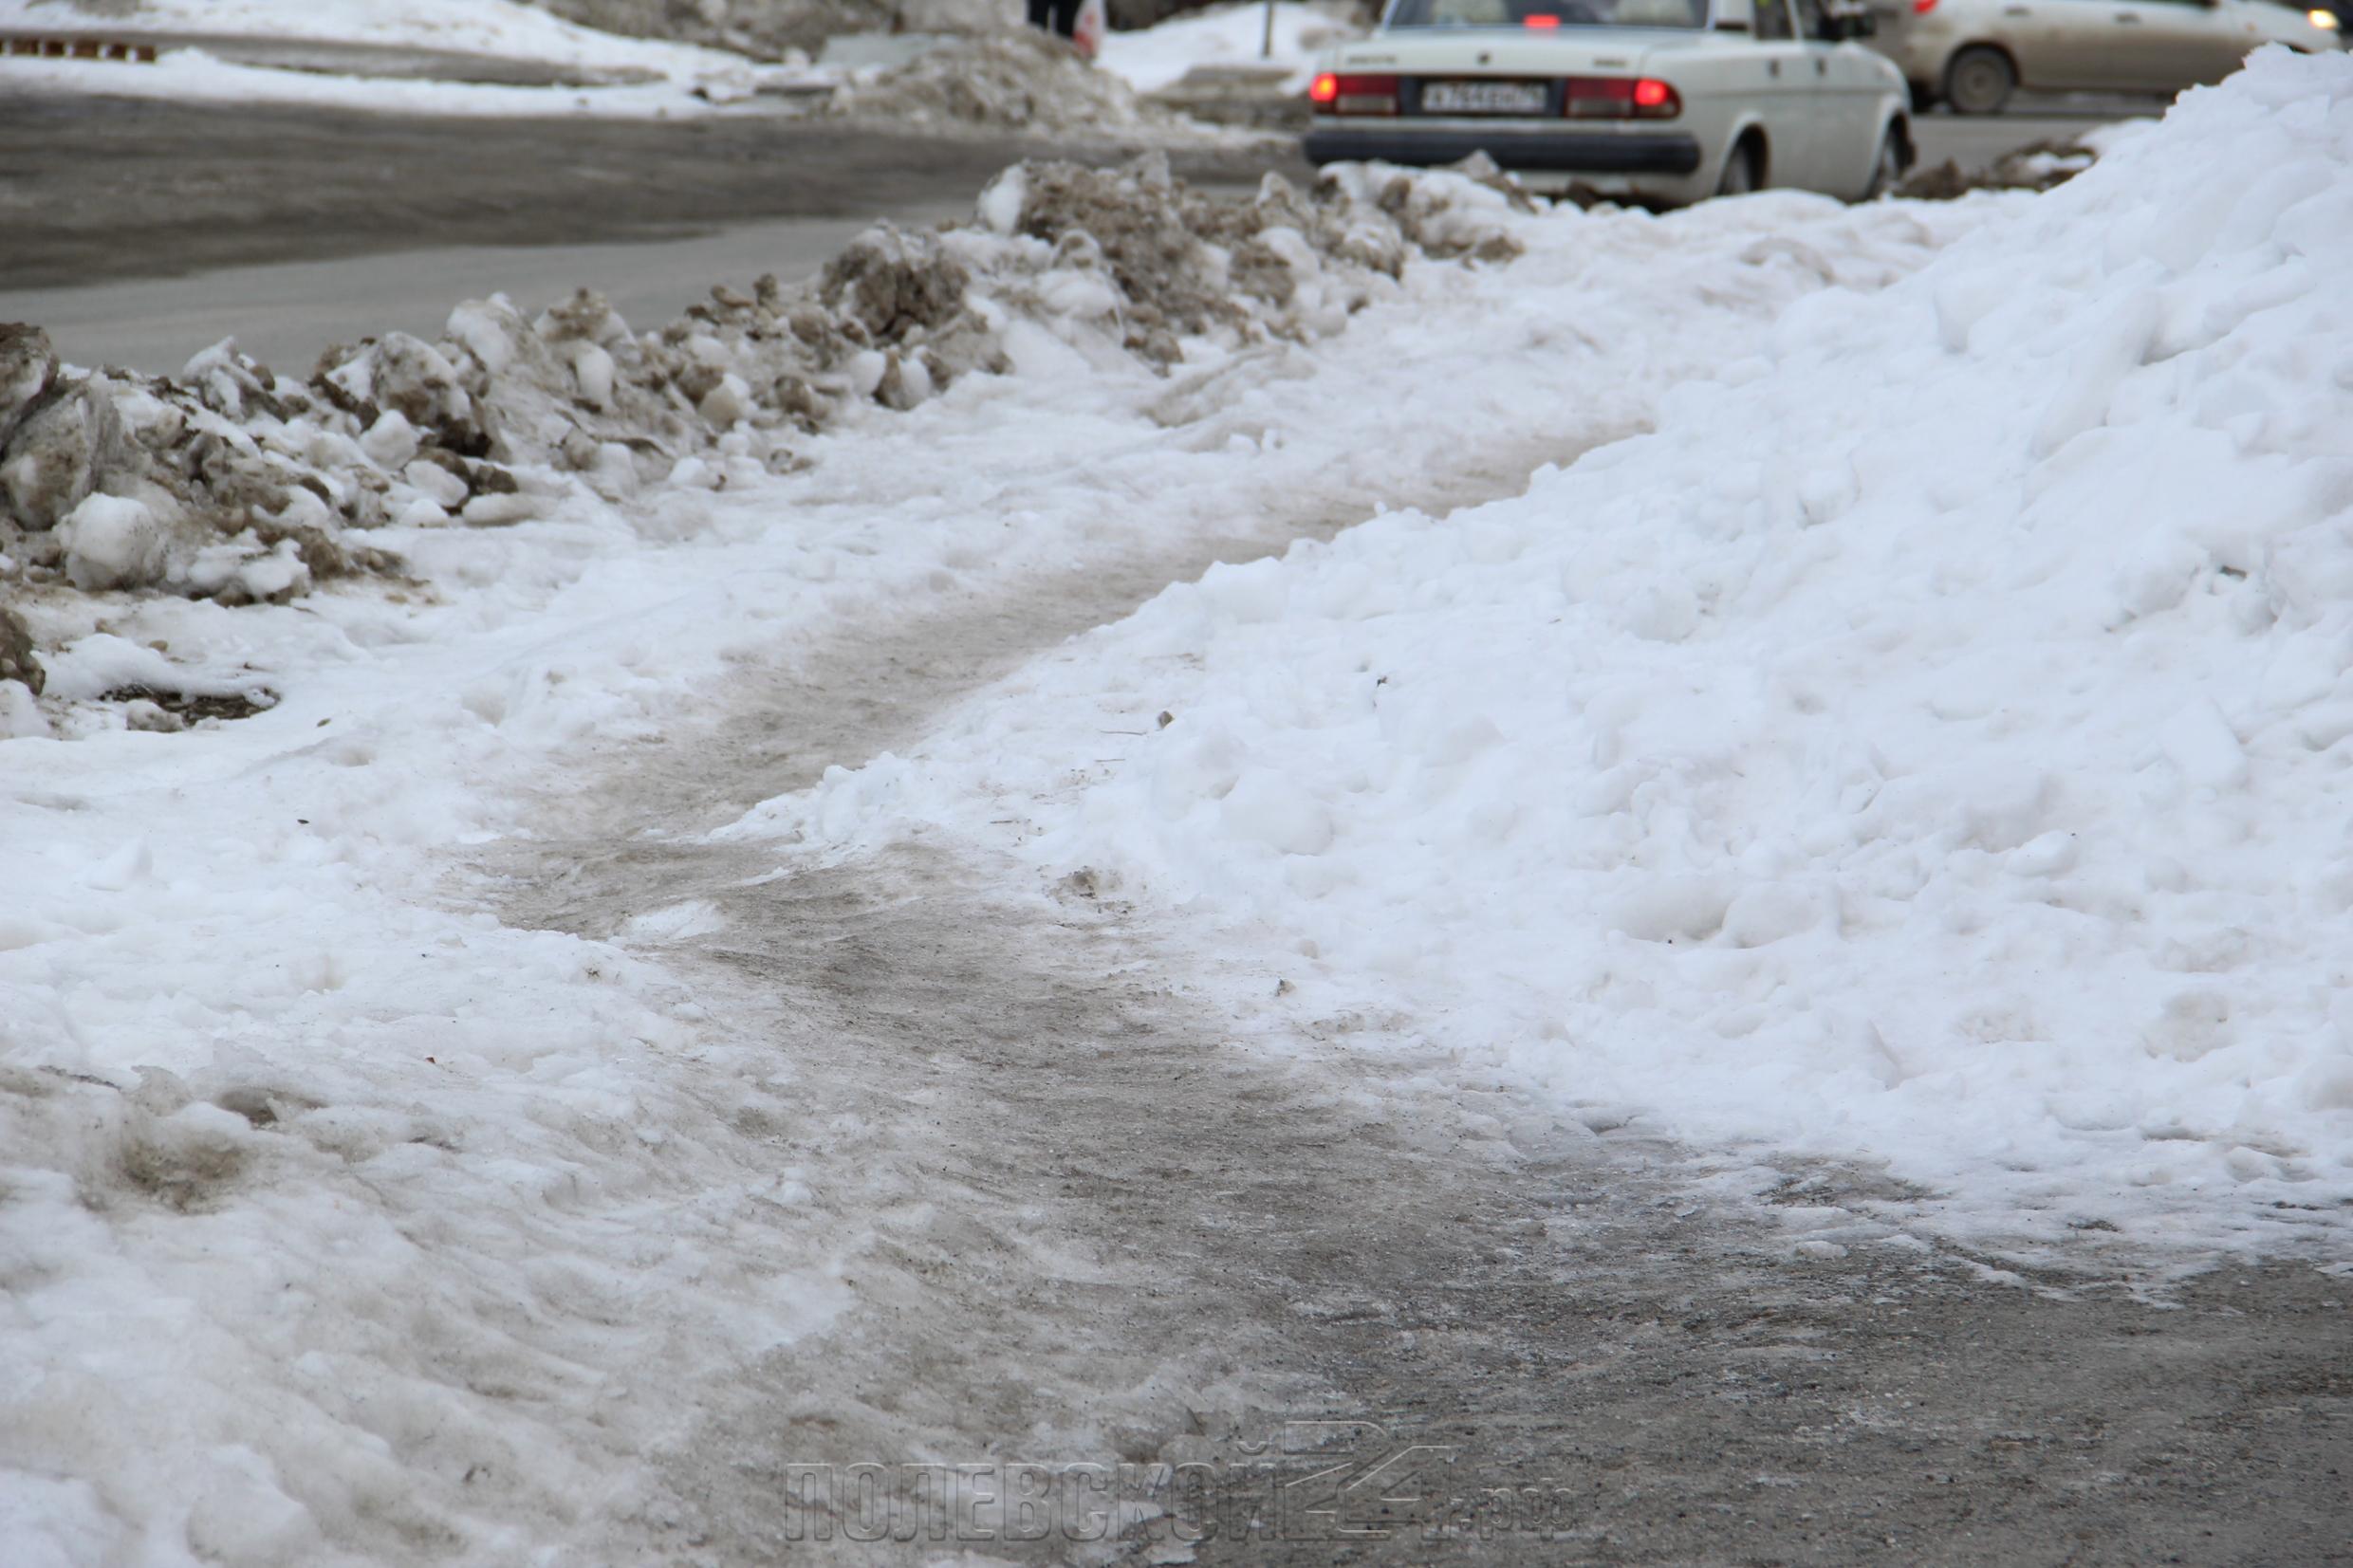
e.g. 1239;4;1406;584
2;90;2133;377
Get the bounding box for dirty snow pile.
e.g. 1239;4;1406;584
0;0;817;115
0;154;1476;734
1098;0;1362;96
750;51;2353;1251
2;158;1987;1563
0;0;734;66
825;27;1212;138
525;0;1011;59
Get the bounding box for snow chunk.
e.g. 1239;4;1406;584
57;493;166;591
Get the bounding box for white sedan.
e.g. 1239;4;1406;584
1304;0;1916;206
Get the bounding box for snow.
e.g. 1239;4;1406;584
4;48;2350;1562
1098;0;1363;95
0;0;825;117
56;493;163;592
0;0;1354;125
0;157;1973;1561
743;52;2353;1252
2;0;743;68
0;49;816;120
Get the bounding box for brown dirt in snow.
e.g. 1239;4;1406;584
1899;135;2097;201
1;157;1512;618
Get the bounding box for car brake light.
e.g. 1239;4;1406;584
1564;76;1680;120
1524;12;1562;24
1312;72;1399;115
1912;0;1937;11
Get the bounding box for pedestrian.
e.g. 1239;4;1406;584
1028;0;1079;39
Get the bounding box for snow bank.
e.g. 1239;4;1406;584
0;0;748;71
825;27;1213;138
525;0;1012;59
754;52;2353;1250
1;155;1498;720
0;0;821;115
1099;0;1363;97
0;48;810;117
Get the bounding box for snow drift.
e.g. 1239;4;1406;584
759;51;2353;1249
0;156;1506;724
825;28;1209;138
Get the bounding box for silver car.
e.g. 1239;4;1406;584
1880;0;2343;112
1303;0;1915;207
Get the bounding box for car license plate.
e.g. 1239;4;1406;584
1420;80;1547;115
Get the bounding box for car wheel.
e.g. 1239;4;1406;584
1862;127;1904;199
1715;139;1759;197
1943;46;2015;115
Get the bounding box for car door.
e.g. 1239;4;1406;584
1746;0;1823;187
2149;0;2259;84
1992;0;2112;91
2101;0;2246;90
1791;0;1885;194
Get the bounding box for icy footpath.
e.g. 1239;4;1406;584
0;169;1967;1561
756;52;2353;1255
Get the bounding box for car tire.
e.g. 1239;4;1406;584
1715;138;1760;197
1943;46;2015;115
1862;126;1904;199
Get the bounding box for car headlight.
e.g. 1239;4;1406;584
2310;7;2340;27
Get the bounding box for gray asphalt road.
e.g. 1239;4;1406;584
0;89;2133;378
1912;101;2144;171
0;212;973;378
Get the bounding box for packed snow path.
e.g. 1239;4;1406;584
491;493;2351;1566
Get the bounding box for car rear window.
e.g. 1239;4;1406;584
1386;0;1709;28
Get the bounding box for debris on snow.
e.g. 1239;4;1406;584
0;155;1521;729
0;600;41;694
1898;135;2103;201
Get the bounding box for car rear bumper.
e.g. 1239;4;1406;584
1303;122;1704;175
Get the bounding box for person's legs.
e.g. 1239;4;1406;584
1052;0;1080;34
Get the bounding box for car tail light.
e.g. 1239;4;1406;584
1310;72;1399;115
1523;12;1563;25
1563;76;1681;120
1912;0;1937;11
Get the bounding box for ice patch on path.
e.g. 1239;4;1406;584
758;51;2353;1254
